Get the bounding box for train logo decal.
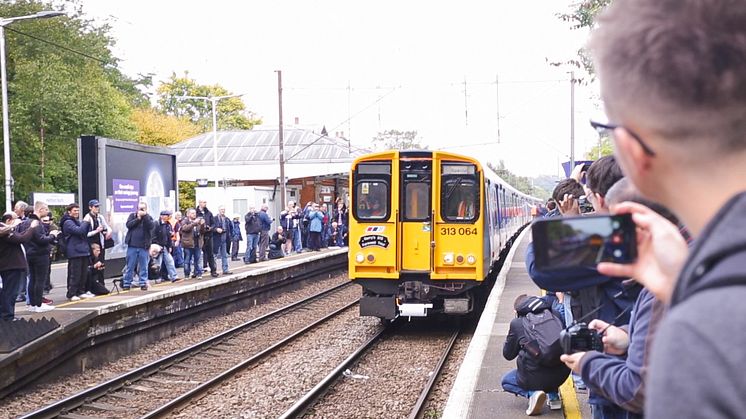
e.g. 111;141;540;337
359;234;390;248
365;226;385;233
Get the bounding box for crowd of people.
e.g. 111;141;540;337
0;196;349;321
502;1;746;417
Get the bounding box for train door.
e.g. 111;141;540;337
399;160;432;271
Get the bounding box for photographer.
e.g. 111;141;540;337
154;210;178;282
122;202;155;291
196;200;218;278
560;178;682;418
502;294;569;416
268;226;286;259
526;176;637;418
243;207;261;263
180;208;205;279
280;202;299;255
86;243;109;295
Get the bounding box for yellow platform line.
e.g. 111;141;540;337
560;375;583;419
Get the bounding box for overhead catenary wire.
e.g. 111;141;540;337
5;26;111;65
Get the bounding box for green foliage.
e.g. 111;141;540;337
157;72;262;132
585;136;614;160
0;0;145;203
179;181;197;211
557;0;612;29
486;160;550;199
372;129;427;150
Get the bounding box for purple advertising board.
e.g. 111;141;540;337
113;179;140;213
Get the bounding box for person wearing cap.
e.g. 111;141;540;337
153;210;178;282
230;214;243;261
83;199;112;263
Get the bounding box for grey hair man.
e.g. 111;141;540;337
586;1;746;417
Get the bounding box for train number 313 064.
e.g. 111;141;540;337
440;227;478;236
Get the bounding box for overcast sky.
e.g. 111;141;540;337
81;0;604;177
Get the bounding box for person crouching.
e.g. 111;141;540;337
502;294;570;416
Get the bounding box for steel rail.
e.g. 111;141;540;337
277;326;389;419
407;330;460;419
20;280;354;419
140;300;360;418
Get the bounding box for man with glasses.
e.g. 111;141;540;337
579;1;746;417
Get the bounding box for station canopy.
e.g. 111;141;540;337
171;127;369;182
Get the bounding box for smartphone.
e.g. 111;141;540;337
531;213;637;271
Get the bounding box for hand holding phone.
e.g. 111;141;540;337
596;202;688;304
531;213;637;271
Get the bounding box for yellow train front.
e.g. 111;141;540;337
349;150;535;319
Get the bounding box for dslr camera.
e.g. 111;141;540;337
559;323;604;354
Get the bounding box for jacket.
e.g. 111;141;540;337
212;213;232;244
180;218;205;249
245;211;262;235
646;191;746;418
280;209;300;231
24;214;57;259
60;214;91;258
154;220;174;250
503;296;570;391
124;212;155;249
258;210;273;232
579;288;665;418
308;210;324;233
196;207;214;234
0;222;35;271
231;220;243;241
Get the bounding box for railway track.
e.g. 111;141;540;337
20;281;360;419
280;324;462;419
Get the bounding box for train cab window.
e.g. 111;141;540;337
353;161;391;221
441;162;479;222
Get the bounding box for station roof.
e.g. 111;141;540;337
171;127;369;182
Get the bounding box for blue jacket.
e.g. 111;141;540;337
526;243;637;326
211;214;232;245
60;214;91;258
258;210;273;232
579;288;664;418
308;210;324;232
231;220;243;241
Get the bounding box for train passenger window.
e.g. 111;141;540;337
355;181;389;220
404;182;430;220
441;162;479;223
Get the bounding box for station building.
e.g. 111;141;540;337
171;126;368;220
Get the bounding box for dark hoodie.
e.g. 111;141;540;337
646;192;746;418
503;296;570;391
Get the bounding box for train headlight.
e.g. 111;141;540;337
467;255;476;265
355;253;365;263
366;254;375;263
443;252;454;265
456;254;465;265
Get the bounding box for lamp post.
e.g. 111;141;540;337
1;10;64;212
176;94;243;187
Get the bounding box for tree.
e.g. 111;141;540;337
585;137;614;160
130;108;202;147
372;129;427;150
553;0;613;81
0;0;145;202
157;73;262;132
486;160;549;199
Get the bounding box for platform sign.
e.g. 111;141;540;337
31;192;75;206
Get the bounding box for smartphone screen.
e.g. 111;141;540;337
531;214;636;271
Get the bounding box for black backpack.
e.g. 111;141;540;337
520;298;564;367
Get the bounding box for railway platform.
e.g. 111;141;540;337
444;229;591;419
0;247;347;399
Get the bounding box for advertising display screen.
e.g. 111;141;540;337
103;145;177;260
